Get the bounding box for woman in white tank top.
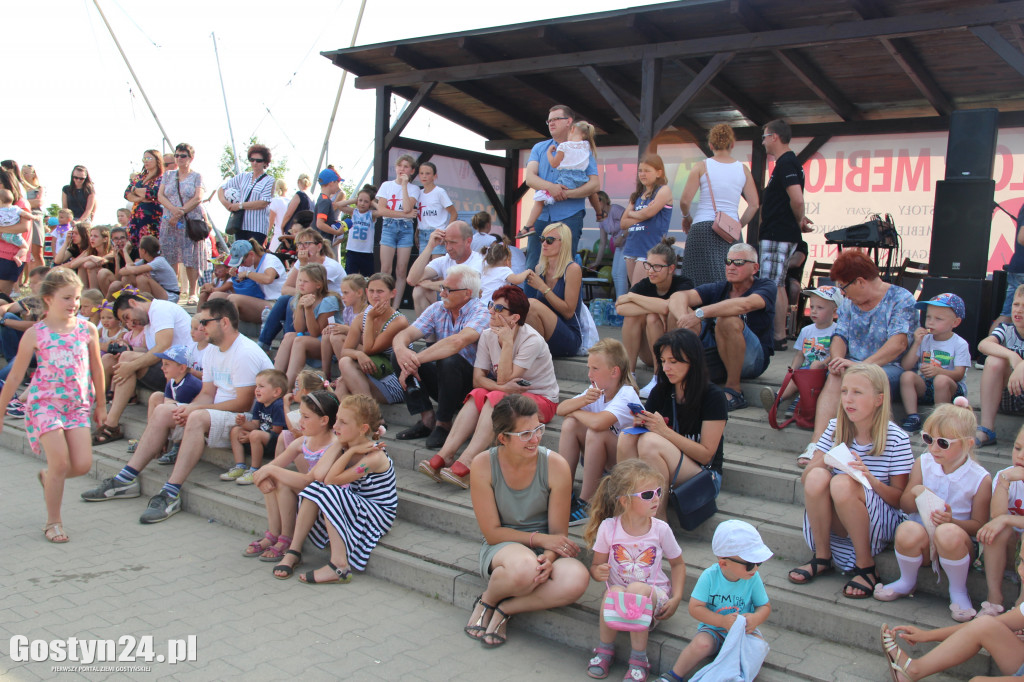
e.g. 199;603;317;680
678;124;760;286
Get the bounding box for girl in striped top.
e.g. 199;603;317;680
292;394;397;584
789;363;914;599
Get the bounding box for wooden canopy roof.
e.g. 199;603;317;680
324;0;1024;156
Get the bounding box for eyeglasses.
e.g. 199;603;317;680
541;236;560;245
725;557;762;571
248;157;266;163
546;116;569;124
73;176;87;181
440;285;468;295
839;279;858;294
642;262;667;273
761;132;775;140
630;487;662;500
724;258;755;267
487;301;509;313
504;423;545;442
198;317;223;327
296;241;317;247
173;153;190;159
922;432;967;450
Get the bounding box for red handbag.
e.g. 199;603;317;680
768;367;827;430
705;167;742;243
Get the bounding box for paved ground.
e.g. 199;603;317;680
0;446;588;682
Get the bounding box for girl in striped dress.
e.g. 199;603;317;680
789;363;914;599
293;394;396;584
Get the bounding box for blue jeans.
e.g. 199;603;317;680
611;245;629;299
257;295;294;347
1001;271;1024;316
1;312;22;361
525;209;585;272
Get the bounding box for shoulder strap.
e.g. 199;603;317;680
242;173;267;203
704;163;719;212
768;368;797;430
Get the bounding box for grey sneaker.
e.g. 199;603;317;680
139;491;181;524
81;477;141;501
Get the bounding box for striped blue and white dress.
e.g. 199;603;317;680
802;420;914;571
299;457;398;571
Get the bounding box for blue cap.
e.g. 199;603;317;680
227;240;253;267
153;345;190;366
915;293;965;319
317;168;341;185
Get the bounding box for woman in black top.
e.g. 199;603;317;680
616;328;728;518
62;165;96;222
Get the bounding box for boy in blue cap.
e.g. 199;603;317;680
899;293;970;432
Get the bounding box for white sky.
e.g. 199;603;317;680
6;0;662;227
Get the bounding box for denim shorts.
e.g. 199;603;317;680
702;320;768;382
921;377;967;404
419;227;446;255
1001;272;1024;317
380;218;414;249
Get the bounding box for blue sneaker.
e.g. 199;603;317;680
6;398;25;418
569;498;589;527
901;413;922;433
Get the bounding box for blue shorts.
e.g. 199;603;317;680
380;218;414;249
920;377;968;404
0;258;24;282
419;227;446;255
702;320;768;382
1001;272;1024;317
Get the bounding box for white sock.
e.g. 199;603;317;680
940;554;973;609
882;551;923;595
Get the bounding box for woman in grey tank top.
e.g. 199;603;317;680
465;395;589;648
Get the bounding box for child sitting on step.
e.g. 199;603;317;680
977;422;1024;617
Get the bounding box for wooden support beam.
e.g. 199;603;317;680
654;52;734;132
971;25;1024;78
502;150;520;235
638;54;661;155
747;142;767;247
353;1;1024;89
372;87;391;188
579;65;641;135
383;82;437;149
393;136;507;168
795;135;832;164
468;161;508;228
680;58;773;125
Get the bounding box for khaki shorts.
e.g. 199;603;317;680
206;409;241;449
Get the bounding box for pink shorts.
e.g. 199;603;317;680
466;388;557;424
26;398;91;455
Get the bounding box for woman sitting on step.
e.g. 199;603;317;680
465;394;589;648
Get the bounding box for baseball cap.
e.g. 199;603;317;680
711;519;773;563
318;168;341;185
227;240;253;267
915;292;965;319
801;285;842;307
153;345;190;366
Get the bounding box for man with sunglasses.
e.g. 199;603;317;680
217;144;275;245
392;265;491;448
83;299;273;523
760;119;813;352
667;242;776;410
522;104;601;271
407;221;484;316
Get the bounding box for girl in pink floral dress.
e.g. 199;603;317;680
0;267;106;543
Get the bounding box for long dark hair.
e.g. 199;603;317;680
69;165;95;196
649;328;708;410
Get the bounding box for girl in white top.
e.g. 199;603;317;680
479;239;529;303
521;122;597;237
557;339;641;519
977;423;1024;616
266;179;290;253
336;187;378;278
411;162;457;259
874;400;991;622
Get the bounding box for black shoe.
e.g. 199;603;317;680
425;426;450;449
396;422;432;440
773;338;788;351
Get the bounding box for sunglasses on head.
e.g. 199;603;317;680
921;432;966;450
724;258;755;267
725;557;762;571
541;236;559;245
630;487;662;500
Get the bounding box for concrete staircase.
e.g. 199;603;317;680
9;321;1018;680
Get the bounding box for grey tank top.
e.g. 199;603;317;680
489;445;550;533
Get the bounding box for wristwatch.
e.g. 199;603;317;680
694;308;705;320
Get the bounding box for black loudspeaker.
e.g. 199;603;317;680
918;277;991;358
928;179;995;279
946;108;998;180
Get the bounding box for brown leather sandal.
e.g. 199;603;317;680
92;424;124;445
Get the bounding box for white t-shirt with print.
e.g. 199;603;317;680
202;333;274;404
376;180;420;214
418;186;454;231
239;253;287;301
571;383;642;435
916;333;971;374
794;321;836;366
143;299;193;350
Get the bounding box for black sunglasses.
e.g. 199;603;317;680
921;432;965;450
248;157;265;163
541;236;559;245
173;153;190;159
487;301;509;313
724;258;755;267
725;557;762;571
198;317;223;327
73;176;87;180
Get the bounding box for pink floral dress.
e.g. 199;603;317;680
25;319;94;454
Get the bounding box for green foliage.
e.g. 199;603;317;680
219;135;288;180
45;203;61;218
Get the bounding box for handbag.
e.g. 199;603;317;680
225;173;267;235
767;367;827;430
666;399;719;531
174;176;210;242
602;590;653;632
705;166;742;244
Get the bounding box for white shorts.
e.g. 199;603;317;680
206;409;241;449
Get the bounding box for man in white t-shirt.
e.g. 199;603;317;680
407;221;484;316
82;299;274;524
93;293;194;445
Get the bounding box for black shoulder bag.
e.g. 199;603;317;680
174;175;210;242
667;397;720;531
225;173;267;236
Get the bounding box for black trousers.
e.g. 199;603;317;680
405;354;474;423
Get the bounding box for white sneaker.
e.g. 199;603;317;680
638;375;658;399
797;442;817;468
